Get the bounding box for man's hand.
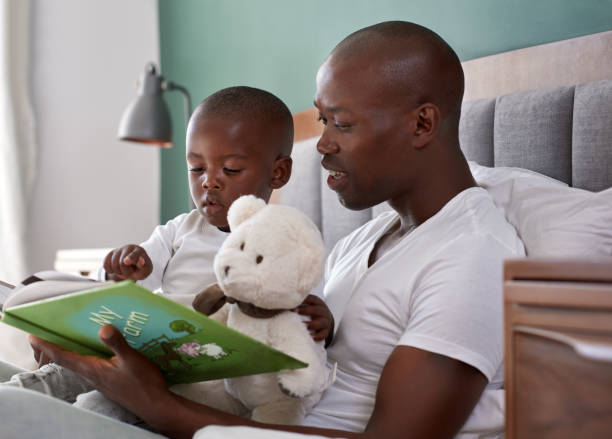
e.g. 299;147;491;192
293;294;335;347
31;340;53;367
28;325;173;421
103;245;153;281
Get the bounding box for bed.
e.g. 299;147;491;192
1;30;611;439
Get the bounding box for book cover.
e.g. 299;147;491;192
1;280;307;384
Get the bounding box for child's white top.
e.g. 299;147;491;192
99;210;228;308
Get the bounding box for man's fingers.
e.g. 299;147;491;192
28;335;93;376
302;294;324;306
36;350;52;367
297;304;325;316
99;324;132;357
311;331;326;341
307;318;328;330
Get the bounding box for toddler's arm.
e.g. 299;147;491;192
103;245;153;281
293;294;334;347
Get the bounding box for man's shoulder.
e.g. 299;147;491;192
427;194;526;269
463;188;525;252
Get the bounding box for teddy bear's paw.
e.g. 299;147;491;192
278;381;300;398
277;370;318;398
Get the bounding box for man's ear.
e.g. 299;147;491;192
412;103;440;149
269;156;292;189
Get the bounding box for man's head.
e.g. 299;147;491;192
186;86;293;231
314;21;465;210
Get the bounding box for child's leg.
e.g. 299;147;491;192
1;361;93;402
74;390;142;425
0;386;164;439
0;359;26;380
170;380;250;417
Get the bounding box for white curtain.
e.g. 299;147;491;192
0;0;36;284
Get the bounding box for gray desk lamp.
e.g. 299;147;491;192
118;62;191;147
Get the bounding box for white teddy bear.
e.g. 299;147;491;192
191;195;335;425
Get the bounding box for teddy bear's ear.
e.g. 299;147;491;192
228;195;266;230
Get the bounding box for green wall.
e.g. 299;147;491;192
158;0;612;223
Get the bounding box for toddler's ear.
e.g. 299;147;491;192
269;156;292;189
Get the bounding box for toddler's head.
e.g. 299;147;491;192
186;86;293;231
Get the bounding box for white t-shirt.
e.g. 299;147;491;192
303;187;525;437
99;210;228;307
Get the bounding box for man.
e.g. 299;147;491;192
13;21;524;439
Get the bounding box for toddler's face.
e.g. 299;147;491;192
186;117;278;231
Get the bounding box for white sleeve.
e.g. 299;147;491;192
136;216;184;292
397;233;515;381
95;215;187;288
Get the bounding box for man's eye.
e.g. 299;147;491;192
317;114;328;126
224;168;242;174
189;167;204;173
335;123;352;131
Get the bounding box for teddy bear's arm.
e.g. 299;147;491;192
209;303;230;325
269;315;330;398
192;283;231;325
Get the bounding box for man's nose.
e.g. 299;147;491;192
316;129;339;154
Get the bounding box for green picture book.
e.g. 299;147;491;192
0;275;307;384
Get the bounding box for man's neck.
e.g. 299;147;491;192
390;151;476;227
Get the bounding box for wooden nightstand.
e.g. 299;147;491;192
504;258;612;439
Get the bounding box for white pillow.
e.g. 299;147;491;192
469;161;612;258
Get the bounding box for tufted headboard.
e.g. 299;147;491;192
460;79;612;191
279;31;612;253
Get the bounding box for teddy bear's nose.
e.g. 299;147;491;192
224;266;230;276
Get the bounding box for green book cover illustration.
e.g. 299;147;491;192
1;280;307;384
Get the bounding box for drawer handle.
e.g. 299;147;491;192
515;326;612;363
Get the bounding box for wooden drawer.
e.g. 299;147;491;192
504;259;612;439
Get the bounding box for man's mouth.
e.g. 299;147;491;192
321;159;348;191
328;169;347;180
325;168;348;191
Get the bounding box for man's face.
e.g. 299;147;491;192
314;57;416;210
186;117;277;231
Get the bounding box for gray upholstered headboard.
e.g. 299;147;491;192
281;77;612;252
460;79;612;191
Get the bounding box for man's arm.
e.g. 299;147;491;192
30;325;487;439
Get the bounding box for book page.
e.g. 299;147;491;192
0;280;14;308
16;270;100;286
3;280;113;310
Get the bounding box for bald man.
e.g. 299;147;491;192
15;21;524;439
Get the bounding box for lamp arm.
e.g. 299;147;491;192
164;81;192;130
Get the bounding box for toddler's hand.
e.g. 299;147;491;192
103;245;152;281
293;294;335;347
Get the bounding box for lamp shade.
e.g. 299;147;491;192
118;64;172;147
